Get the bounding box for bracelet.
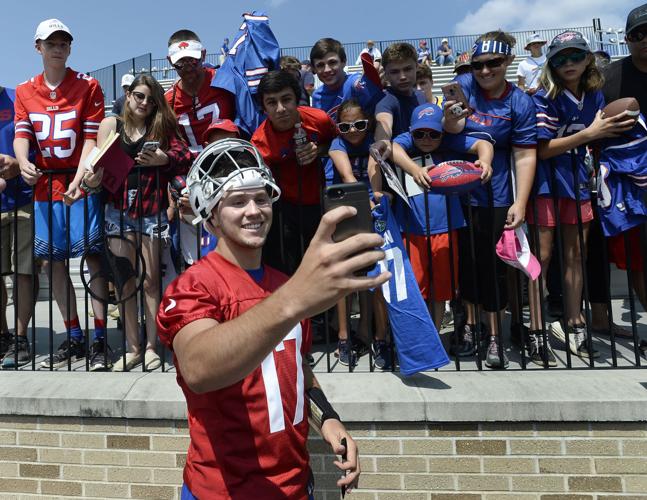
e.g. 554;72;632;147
307;387;340;429
80;178;102;195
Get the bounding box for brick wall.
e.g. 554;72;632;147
0;416;646;499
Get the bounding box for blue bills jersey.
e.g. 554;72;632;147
369;197;450;376
311;73;383;120
533;89;604;200
454;73;536;207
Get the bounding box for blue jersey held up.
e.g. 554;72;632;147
533;88;604;201
311;72;383;120
369;196;450;376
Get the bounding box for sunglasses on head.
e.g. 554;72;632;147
131;91;156;106
412;129;442;140
337;119;369;133
173;58;200;70
550;51;587;68
627;27;647;43
471;57;506;71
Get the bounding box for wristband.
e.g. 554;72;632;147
307;387;340;429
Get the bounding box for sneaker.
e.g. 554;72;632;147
571;325;600;359
528;331;557;367
40;339;86;369
0;332;13;357
440;309;454;330
89;340;113;371
484;336;509;369
2;336;31;369
549;320;568;345
452;324;476;357
337;340;357;367
372;340;392;370
351;337;370;357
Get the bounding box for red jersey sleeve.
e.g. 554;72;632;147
13;87;35;142
81;79;105;140
318;111;338;144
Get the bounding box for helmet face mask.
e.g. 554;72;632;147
187;139;281;226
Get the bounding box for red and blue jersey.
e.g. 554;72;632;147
0;87;32;212
533;88;605;200
453;73;537;207
312;72;383;120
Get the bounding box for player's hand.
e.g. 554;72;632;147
285;206;390;319
585;110;636;141
137;148;169;166
475;159;492;184
371;191;393;208
370;139;392;160
295;141;318;166
321;419;360;493
63;182;82;206
413;166;431;189
84;167;104;189
505;202;525;229
19;160;42;186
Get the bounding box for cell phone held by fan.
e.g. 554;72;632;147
441;82;471;116
323;183;374;275
141;141;160;152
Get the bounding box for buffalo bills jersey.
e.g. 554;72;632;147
0;87;31;212
454;73;537;207
596;116;647;236
326;135;373;187
392;132;474;235
157;251;312;500
166;67;235;153
14;68;104;202
312;72;384;120
212;11;281;137
369;197;450;376
533;88;604;200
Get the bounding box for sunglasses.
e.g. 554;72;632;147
337;119;369;133
131;91;156;106
550;51;587;68
412;129;442;140
173;58;200;70
627;28;647;43
471;57;506;71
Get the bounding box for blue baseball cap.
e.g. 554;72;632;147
410;104;443;132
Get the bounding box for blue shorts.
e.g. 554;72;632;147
104;204;169;240
34;195;103;261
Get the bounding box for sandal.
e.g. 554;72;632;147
144;350;161;371
112;352;142;372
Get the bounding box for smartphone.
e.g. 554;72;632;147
323;183;372;243
142;141;160;152
441;82;471;114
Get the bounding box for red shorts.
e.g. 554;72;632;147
526;196;594;227
404;231;459;302
608;226;644;272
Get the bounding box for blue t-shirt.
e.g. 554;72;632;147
533;88;604;200
0;88;32;212
375;88;427;138
311;73;383;121
393;132;474;235
326;135;373;188
454;73;537;207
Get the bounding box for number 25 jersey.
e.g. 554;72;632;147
14;68;104;201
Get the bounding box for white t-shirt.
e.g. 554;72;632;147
516;55;546;90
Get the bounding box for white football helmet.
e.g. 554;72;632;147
187;138;281;225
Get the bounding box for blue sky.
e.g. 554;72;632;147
1;0;635;87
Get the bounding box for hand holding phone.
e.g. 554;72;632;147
142;141;160;152
441;82;471;115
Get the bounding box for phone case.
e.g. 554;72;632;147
323;183;372;243
441;82;469;108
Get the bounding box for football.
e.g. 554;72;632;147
427;160;482;195
602;97;640;119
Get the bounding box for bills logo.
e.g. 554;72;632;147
417;107;436;119
178;41;190;49
437;168;462;182
556;32;577;42
353;78;366;91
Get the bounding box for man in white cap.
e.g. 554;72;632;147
110;73;135;116
435;38;454;66
165;29;235;155
13;19;109;370
516;33;547;93
355;39;382;65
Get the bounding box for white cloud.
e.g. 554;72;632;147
454;0;634;35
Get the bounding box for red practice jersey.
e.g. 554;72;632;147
251;106;337;205
157;251;312;500
165;67;235;153
14;68;104;201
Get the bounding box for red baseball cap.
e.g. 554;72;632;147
202;119;240;143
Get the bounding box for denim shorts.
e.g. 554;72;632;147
104;204;169;241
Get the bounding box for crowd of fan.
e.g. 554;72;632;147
0;4;646;372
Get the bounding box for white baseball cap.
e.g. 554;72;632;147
441;38;449;43
525;33;547;50
34;18;73;42
168;40;204;64
121;74;135;88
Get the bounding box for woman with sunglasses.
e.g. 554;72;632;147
327;99;390;369
83;74;191;371
448;30;537;369
526;31;634;362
